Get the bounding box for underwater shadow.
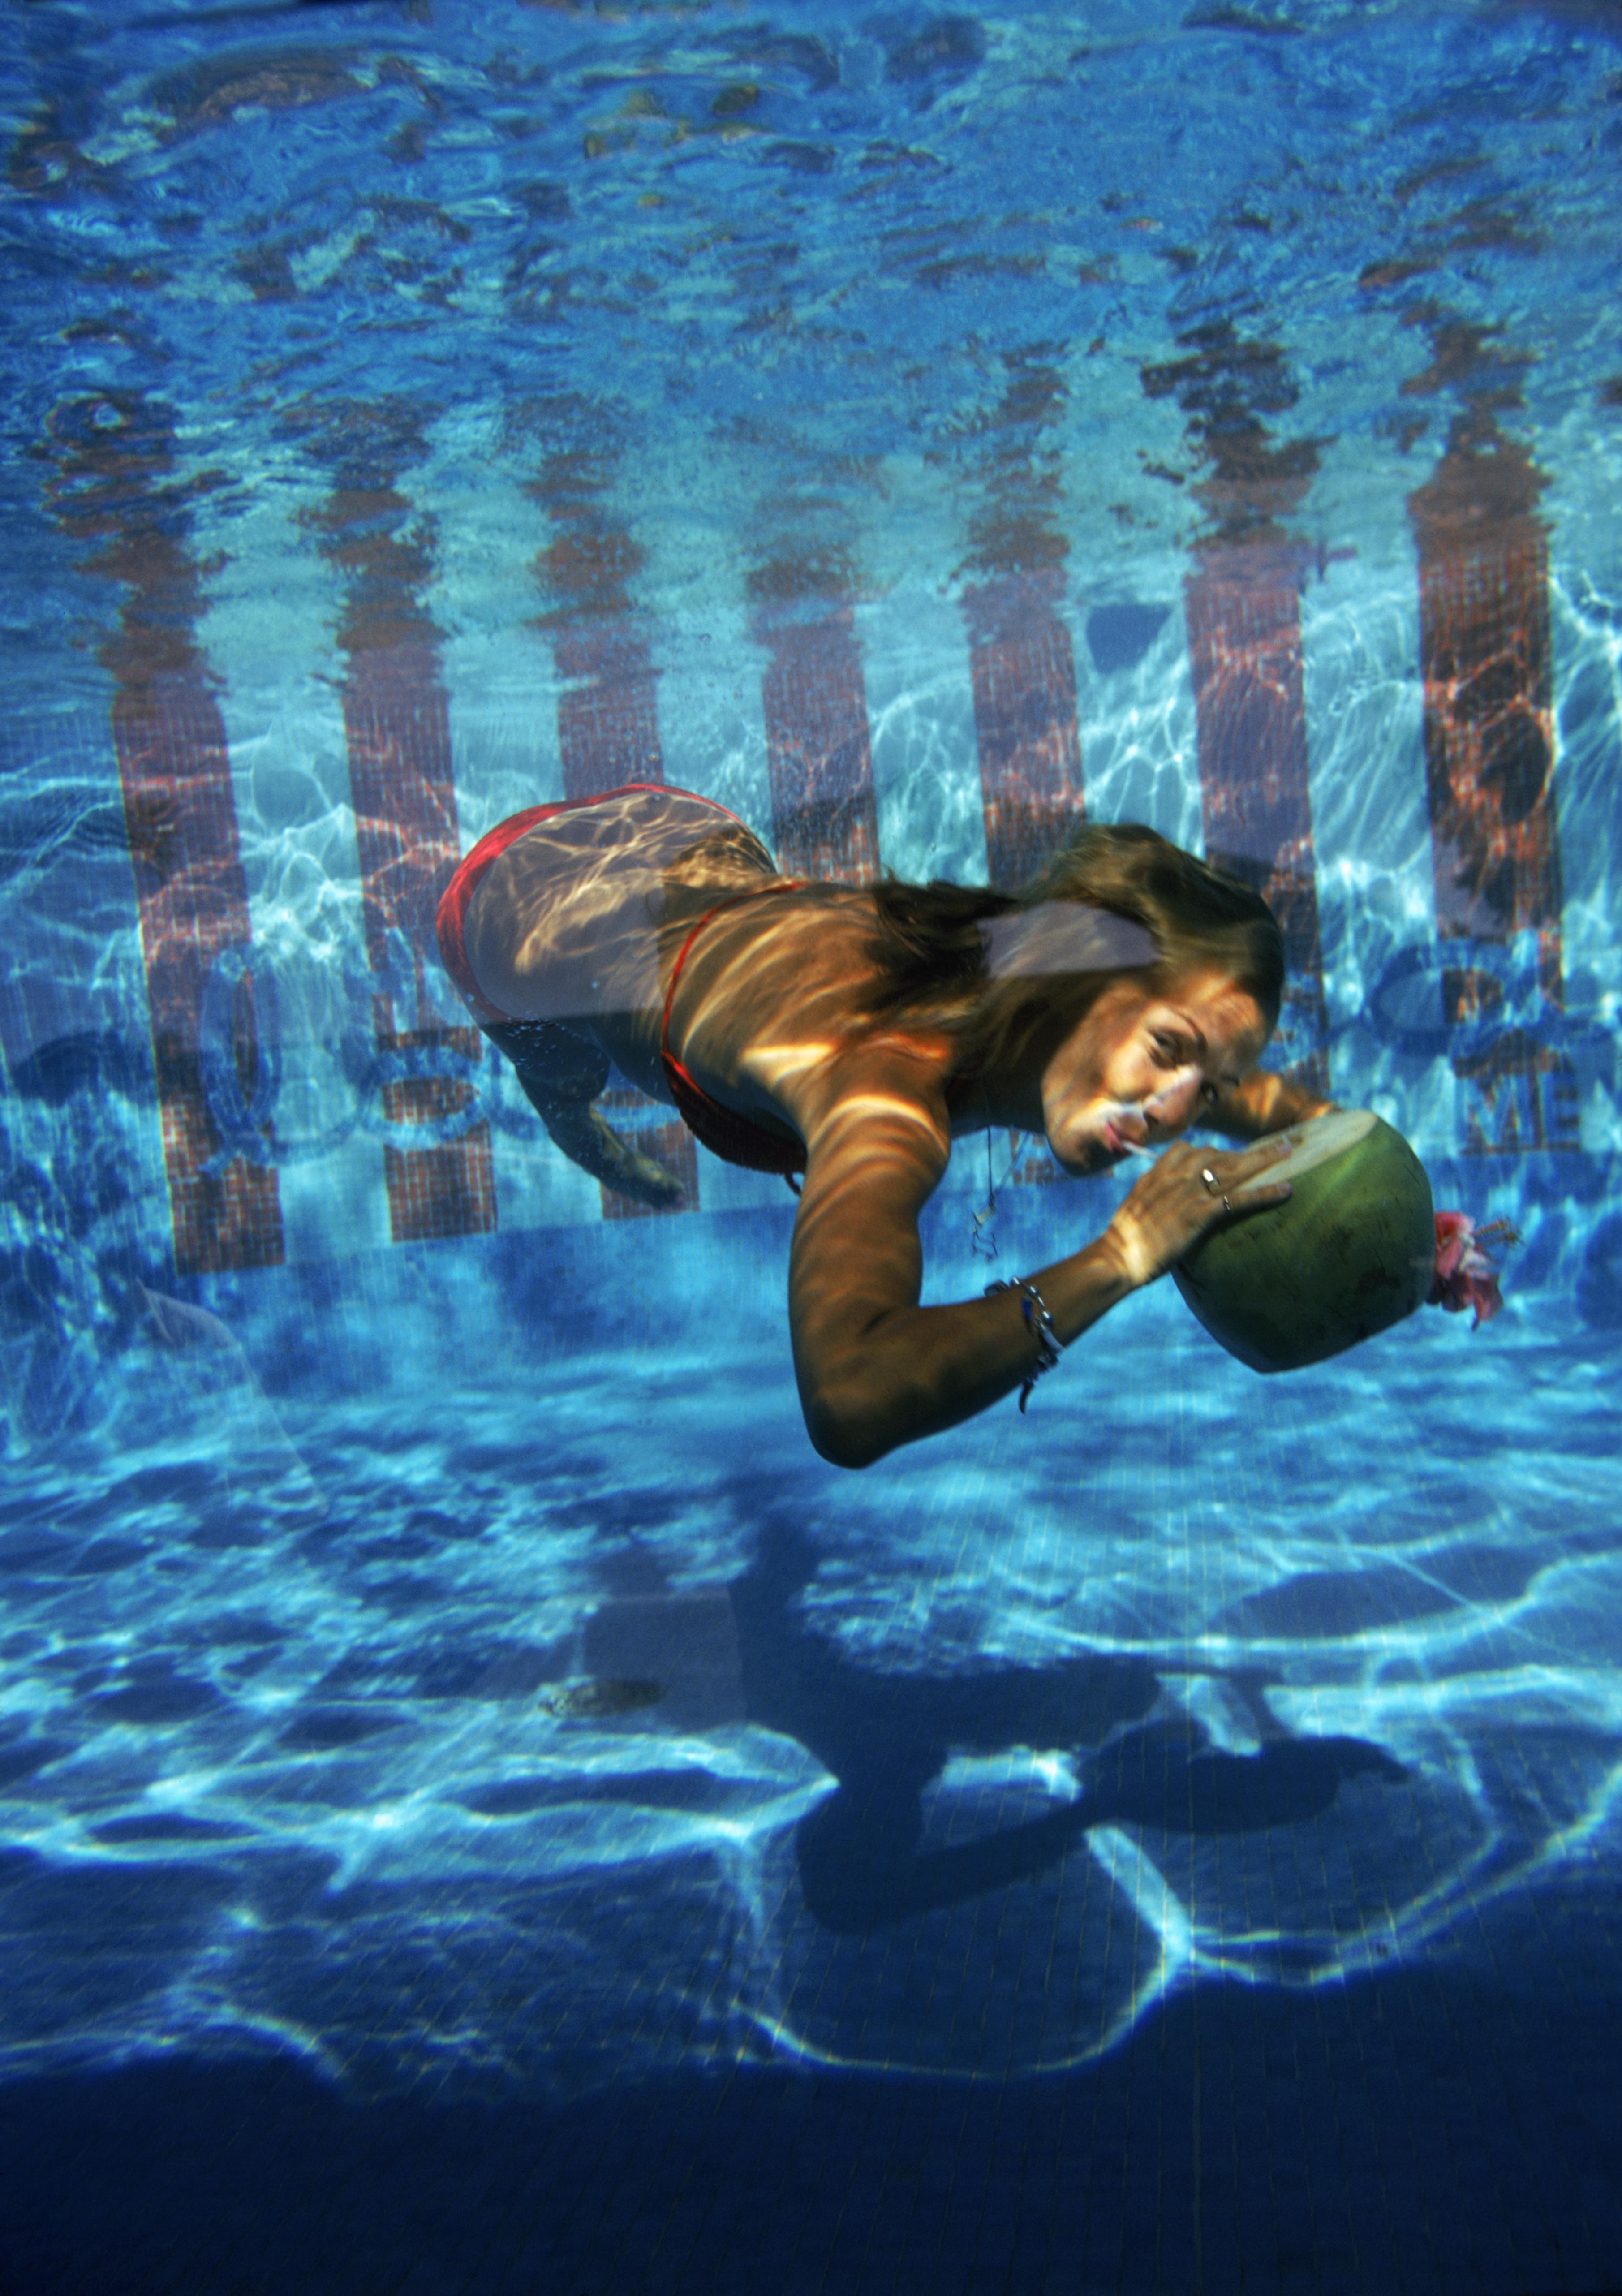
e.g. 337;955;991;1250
729;1518;1407;1936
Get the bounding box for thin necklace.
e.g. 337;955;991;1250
970;1091;1025;1261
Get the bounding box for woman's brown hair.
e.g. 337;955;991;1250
864;822;1285;1081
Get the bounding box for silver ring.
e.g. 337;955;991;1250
1222;1193;1232;1215
1200;1167;1219;1194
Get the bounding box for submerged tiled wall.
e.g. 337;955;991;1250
757;607;879;885
17;403;1607;1284
963;571;1085;894
309;410;498;1248
1185;545;1331;1098
1408;395;1579;1157
42;392;287;1279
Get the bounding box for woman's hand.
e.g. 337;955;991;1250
1102;1136;1295;1291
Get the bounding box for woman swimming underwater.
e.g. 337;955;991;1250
437;785;1328;1468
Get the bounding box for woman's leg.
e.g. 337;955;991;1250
483;1019;684;1209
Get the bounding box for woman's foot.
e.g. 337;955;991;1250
537;1095;685;1209
486;1017;684;1207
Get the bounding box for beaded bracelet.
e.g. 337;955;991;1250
985;1276;1065;1413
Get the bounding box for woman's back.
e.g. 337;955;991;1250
444;782;891;1138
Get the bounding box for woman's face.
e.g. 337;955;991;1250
1041;971;1271;1175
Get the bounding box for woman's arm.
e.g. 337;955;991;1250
787;1057;1293;1469
1206;1067;1335;1142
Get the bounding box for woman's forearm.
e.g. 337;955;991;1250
797;1124;1298;1469
798;1233;1136;1469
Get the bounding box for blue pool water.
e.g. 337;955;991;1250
3;2;1622;2290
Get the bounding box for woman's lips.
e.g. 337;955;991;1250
1101;1117;1149;1159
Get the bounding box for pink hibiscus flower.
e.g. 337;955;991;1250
1428;1212;1519;1327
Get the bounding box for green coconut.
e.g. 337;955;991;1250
1172;1109;1435;1374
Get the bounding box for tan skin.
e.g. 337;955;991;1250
564;875;1330;1471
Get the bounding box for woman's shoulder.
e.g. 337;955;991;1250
778;1010;957;1161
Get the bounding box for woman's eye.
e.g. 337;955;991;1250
1150;1032;1181;1066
